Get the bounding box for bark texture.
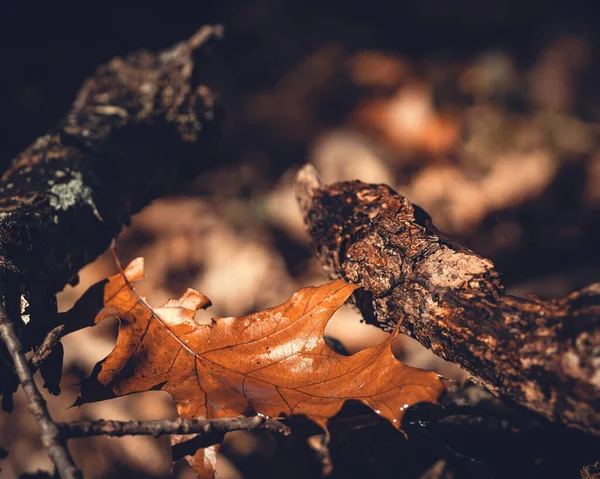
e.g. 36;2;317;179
0;26;222;294
295;164;600;437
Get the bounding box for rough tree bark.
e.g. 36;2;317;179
0;27;224;477
295;164;600;437
0;26;222;301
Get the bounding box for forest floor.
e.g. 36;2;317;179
0;3;599;478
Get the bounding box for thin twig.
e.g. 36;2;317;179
60;416;291;439
0;304;81;479
30;325;65;373
187;24;224;50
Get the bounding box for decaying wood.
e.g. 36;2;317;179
0;25;222;298
295;164;600;437
0;26;223;478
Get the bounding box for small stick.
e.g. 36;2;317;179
30;324;65;373
60;416;291;439
0;304;81;479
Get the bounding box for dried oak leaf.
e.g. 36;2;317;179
75;258;444;477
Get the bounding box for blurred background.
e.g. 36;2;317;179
0;2;599;478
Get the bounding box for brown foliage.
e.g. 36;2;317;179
74;258;444;476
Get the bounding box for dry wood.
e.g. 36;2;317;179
30;325;64;373
0;25;222;297
60;416;290;439
295;164;600;437
0;304;80;479
0;26;223;478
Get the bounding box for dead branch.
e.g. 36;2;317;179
0;25;222;300
295;164;600;437
0;303;80;479
0;26;225;477
60;416;291;439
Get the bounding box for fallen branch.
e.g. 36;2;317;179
0;25;224;476
0;303;80;479
295;164;600;437
0;24;223;405
60;416;291;439
0;24;222;302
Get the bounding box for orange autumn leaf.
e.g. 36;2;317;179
76;258;444;476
